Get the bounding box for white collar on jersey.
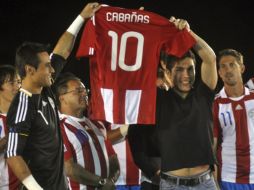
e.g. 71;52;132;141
220;86;250;100
59;113;106;138
19;88;32;97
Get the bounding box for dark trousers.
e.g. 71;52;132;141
141;181;159;190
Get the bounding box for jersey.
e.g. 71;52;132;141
109;124;141;186
60;114;116;190
213;87;254;184
5;54;68;189
0;114;20;190
246;78;254;90
76;5;196;124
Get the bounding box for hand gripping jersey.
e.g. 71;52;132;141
77;5;196;124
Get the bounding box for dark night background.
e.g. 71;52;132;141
0;0;253;90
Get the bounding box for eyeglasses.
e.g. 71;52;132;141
6;80;22;86
61;87;89;95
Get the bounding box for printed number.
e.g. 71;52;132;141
220;111;232;126
108;31;144;71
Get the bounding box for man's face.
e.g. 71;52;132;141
60;80;88;112
171;57;195;94
33;52;55;87
218;55;244;86
0;75;21;103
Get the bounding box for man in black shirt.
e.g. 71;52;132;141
5;3;101;189
157;17;218;189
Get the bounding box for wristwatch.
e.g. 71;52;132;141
98;178;107;187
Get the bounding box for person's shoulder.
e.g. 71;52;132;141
10;89;32;107
50;53;65;63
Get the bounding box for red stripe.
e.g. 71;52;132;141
232;102;250;183
125;139;140;185
64;122;96;190
1;115;20;189
113;90;126;124
86;128;107;178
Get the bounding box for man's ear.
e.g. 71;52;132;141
160;60;166;70
240;64;245;74
25;65;35;76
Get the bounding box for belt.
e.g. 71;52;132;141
161;170;212;187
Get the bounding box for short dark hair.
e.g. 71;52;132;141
0;65;18;90
15;42;50;78
217;49;243;67
52;72;81;107
160;50;196;71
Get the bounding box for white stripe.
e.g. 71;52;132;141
13;133;18;156
38;110;49;125
113;140;127;185
22;95;28;121
97;135;109;176
7;132;17;157
100;88;113;123
15;93;23;123
89;47;94;55
245;99;254;182
6;132;13;157
10;133;15;157
125;90;142;124
219;103;237;182
64;127;87;190
90;137;101;176
92;16;95;25
15;92;29;123
18;93;26;122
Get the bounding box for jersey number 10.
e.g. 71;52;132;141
108;31;144;72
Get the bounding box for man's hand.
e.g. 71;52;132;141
101;179;115;190
80;2;101;20
0;136;7;153
169;16;190;31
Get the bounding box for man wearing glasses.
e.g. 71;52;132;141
53;72;120;190
0;65;21;189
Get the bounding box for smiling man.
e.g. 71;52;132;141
156;17;218;190
4;2;101;190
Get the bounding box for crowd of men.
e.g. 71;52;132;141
0;2;254;190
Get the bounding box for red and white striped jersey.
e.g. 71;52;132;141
0;114;20;190
109;124;141;185
213;87;254;183
76;5;195;124
246;78;254;90
60;114;116;190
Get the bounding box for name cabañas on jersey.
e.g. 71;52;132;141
106;12;150;23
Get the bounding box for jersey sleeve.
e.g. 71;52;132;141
60;122;74;161
76;19;96;58
5;92;35;158
50;53;67;80
163;26;196;58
